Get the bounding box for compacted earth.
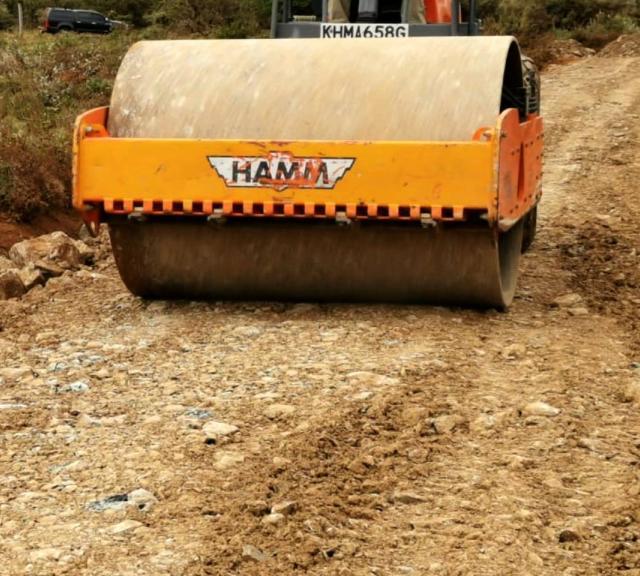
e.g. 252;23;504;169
0;53;639;576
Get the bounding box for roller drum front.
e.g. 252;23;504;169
109;220;523;308
105;36;528;307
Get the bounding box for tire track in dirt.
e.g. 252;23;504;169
182;56;640;576
543;57;640;352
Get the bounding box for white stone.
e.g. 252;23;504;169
17;265;45;291
272;456;291;470
470;413;497;432
144;415;163;425
392;492;427;505
242;544;267;562
432;414;465;434
522;401;561;417
77;414;102;427
271;501;297;516
623;380;640;403
263;403;296;419
30;547;63;562
0;366;32;381
553;293;583;308
261;512;285;526
128;488;158;512
233;326;262;337
110;519;143;534
568;307;589;316
577;437;599;452
346;371;400;386
214;451;245;470
64;381;90;393
202;420;239;439
350;391;373;401
9;231;81;269
0;403;27;410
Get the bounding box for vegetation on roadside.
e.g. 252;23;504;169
1;0;637;43
480;0;638;42
0;0;274;35
0;31;135;218
478;0;639;58
0;0;638;221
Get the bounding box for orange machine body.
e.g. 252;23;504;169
425;0;453;23
73;107;543;236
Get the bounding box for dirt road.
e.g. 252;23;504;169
1;54;639;576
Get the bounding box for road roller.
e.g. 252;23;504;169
72;0;543;308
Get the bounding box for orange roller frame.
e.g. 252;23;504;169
425;0;454;23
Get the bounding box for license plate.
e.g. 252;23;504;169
320;23;409;39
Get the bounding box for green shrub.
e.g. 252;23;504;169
0;30;132;219
546;0;638;29
158;0;268;37
0;2;12;30
475;0;638;40
572;11;639;47
497;0;551;38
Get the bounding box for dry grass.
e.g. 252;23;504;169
0;29;139;220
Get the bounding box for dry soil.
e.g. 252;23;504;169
0;54;639;576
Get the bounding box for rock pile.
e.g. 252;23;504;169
599;34;640;58
0;231;94;300
548;39;595;61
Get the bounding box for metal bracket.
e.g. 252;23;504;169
82;204;101;237
335;211;352;226
127;208;146;223
420;214;437;229
207;209;227;225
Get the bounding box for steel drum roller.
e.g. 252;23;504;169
107;37;526;307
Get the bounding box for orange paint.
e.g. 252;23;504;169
496;110;544;230
73;106;543;232
425;0;454;23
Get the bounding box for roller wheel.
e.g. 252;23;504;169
109;219;524;309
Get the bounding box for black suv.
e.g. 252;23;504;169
43;7;114;34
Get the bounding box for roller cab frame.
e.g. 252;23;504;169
73;106;542;236
271;0;479;38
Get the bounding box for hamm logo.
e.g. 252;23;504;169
207;153;355;191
